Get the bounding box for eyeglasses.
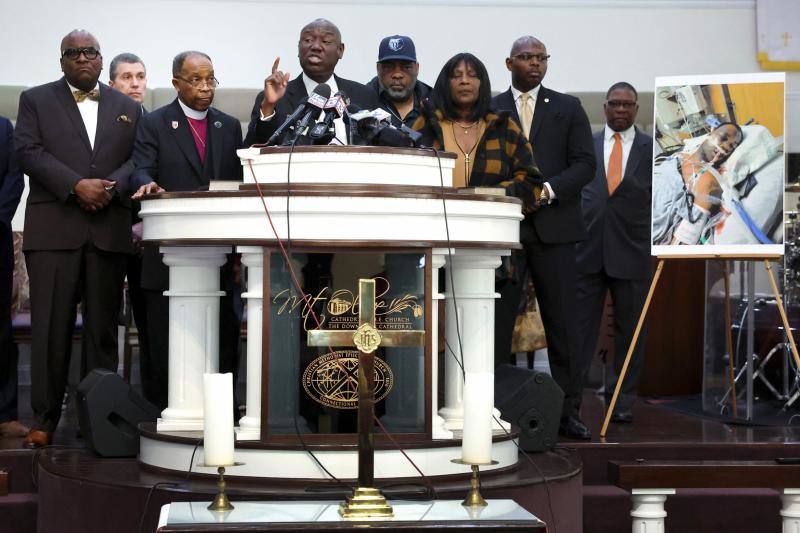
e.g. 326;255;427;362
175;76;219;89
606;100;637;109
62;48;100;60
512;53;550;63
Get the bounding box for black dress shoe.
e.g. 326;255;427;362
611;407;633;424
559;415;591;440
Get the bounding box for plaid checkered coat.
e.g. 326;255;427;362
412;105;544;209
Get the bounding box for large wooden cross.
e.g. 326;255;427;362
307;278;424;518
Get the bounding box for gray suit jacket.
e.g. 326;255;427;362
14;78;141;253
575;127;653;279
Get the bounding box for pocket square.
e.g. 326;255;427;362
116;114;132;123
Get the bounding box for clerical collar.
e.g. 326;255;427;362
511;84;540;103
177;98;208;120
67;81;100;94
302;73;338;97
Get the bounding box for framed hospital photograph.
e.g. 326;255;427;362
651;72;785;257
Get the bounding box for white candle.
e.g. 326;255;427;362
461;372;493;464
203;373;234;466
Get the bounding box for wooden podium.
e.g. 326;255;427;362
137;146;524;481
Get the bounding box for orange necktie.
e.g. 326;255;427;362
607;132;622;195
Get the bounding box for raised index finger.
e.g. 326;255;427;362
271;57;280;74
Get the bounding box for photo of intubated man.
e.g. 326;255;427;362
651;72;785;257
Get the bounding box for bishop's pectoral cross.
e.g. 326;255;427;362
307;278;424;518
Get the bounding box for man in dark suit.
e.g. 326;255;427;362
575;82;653;423
132;51;243;411
492;35;595;440
244;18;379;146
109;52;152;401
0;116;25;439
14;30;141;447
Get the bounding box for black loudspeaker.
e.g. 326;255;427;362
77;369;161;457
494;364;564;452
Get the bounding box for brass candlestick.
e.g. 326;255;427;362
208;466;233;512
451;459;498;508
197;462;244;512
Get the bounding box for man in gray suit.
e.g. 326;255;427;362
14;29;141;447
574;82;653;424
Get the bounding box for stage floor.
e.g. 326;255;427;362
4;387;800;533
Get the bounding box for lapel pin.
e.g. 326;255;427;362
544;98;550;103
171;121;179;129
116;114;131;123
214;121;222;129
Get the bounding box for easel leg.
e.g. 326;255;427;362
723;261;737;417
763;260;800;374
600;259;665;439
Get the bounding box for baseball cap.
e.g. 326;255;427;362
378;35;417;62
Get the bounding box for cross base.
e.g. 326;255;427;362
339;487;394;519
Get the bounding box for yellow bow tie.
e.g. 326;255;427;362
73;89;99;103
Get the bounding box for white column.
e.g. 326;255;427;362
439;249;510;432
236;247;264;440
782;489;800;533
630;489;675;533
158;246;230;432
431;251;452;439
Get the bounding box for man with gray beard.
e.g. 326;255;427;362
367;35;431;129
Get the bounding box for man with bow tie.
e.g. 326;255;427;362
14;29;141;447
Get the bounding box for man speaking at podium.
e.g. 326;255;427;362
244;18;379;146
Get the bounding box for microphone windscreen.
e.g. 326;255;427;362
312;83;332;99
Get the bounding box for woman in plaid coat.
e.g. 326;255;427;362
412;52;544;212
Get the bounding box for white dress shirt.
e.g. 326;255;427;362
67;81;99;150
260;73;347;145
603;123;636;181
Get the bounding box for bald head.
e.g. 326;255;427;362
510;36;544;57
60;29;103;91
300;18;341;43
506;35;549;92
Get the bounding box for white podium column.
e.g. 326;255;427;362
630;489;674;533
431;252;452;439
236;247;263;440
157;246;230;432
782;489;800;533
438;249;510;431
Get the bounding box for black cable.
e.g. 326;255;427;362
29;444;83;489
137;481;180;533
285;137;352;490
431;147;466;383
430;148;558;532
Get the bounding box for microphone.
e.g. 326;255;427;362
309;91;348;144
345;104;362;145
265;83;331;146
286;83;332;145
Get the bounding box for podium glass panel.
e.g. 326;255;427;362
263;250;430;441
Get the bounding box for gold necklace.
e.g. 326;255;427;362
186;118;207;151
451;121;483;179
454;120;478;134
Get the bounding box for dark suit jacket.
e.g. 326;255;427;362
0;117;23;229
14;78;140;253
244;75;379;146
576;127;653;280
132;98;243;290
492;87;595;244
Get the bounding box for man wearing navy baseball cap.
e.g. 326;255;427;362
367;35;431;129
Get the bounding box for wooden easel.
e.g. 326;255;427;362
601;254;800;438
